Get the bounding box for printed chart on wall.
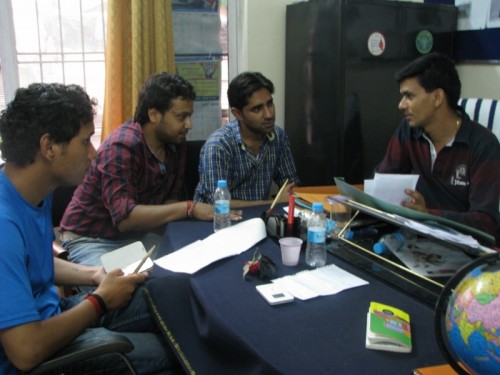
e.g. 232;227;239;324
173;0;224;140
173;0;222;55
176;56;222;140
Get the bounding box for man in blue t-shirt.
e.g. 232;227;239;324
0;83;178;374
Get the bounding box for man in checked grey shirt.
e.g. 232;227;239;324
194;72;300;208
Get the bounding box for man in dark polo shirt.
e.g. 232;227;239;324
376;53;500;241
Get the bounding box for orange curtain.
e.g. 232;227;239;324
102;0;176;140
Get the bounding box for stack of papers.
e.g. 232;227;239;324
155;218;267;274
271;264;369;300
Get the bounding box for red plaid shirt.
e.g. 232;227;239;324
61;121;186;238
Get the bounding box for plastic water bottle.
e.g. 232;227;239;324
345;227;379;241
213;180;231;232
305;202;327;267
373;230;411;255
298;211;309;242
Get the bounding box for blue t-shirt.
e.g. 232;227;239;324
0;171;60;374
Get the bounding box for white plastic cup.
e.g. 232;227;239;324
279;237;303;266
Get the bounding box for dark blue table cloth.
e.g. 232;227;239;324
144;205;447;374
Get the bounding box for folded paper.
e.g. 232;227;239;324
155;218;267;274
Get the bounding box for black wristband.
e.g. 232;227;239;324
89;293;108;314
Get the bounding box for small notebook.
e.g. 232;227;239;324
100;241;154;275
365;301;412;353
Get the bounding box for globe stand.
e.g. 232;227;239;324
434;252;500;375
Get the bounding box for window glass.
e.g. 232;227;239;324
1;0;228;146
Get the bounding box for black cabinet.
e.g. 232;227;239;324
285;0;457;186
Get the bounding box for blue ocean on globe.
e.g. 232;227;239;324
444;264;500;375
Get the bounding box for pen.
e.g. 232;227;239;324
133;245;155;274
267;178;289;214
287;194;295;225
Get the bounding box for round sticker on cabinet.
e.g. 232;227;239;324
416;30;433;54
367;32;386;56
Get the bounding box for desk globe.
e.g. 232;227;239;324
435;252;500;375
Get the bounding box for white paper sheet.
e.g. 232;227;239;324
404;219;481;248
388;236;473;277
101;241;154;275
154;218;267;274
271;264;369;301
369;173;419;206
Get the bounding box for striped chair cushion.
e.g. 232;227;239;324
459;98;500;215
459;98;499;141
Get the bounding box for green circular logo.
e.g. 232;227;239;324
416;30;433;54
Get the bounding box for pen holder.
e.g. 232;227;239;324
261;211;301;239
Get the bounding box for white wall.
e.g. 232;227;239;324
457;64;500;99
237;0;296;127
241;0;500;128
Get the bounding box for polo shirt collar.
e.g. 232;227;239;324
413;109;471;146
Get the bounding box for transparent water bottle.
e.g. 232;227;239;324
305;202;327;267
345;227;379;241
373;229;413;255
298;211;308;242
213;180;231;232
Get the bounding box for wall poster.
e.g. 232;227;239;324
176;56;222;141
173;0;224;140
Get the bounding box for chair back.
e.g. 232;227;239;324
52;186;77;227
459;98;499;141
185;140;205;200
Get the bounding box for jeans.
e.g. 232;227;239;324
63;233;162;268
58;289;181;374
58;233;177;374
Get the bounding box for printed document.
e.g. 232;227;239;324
155;218;266;274
271;264;369;300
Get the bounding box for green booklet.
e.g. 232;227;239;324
365;301;412;353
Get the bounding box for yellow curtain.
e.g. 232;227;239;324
101;0;176;140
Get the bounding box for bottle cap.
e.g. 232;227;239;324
217;180;227;188
312;202;323;213
345;230;354;240
373;242;387;255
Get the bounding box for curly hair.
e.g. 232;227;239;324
227;72;274;111
395;52;461;108
133;72;196;125
0;83;96;166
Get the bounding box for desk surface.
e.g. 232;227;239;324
146;206;448;374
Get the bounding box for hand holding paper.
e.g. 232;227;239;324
364;173;419;206
101;241;155;275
